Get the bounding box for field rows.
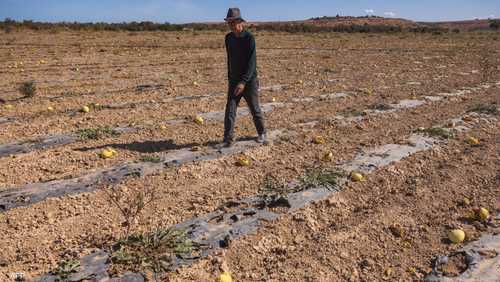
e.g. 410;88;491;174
0;78;496;189
0;30;499;281
32;84;500;280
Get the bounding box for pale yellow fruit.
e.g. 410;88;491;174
312;135;325;144
478;208;490;221
465;136;480;145
100;149;114;159
351;172;364;182
407;267;417;274
322;151;333;162
462;197;471;206
160;125;167;130
272;97;276;102
82;106;90;113
297;80;304;85
361;88;373;95
237;156;251;167
218;272;232;282
4;104;13;109
107;148;117;155
193;81;199;86
194;116;204;125
47;106;55;112
384;267;393;277
448;229;465;244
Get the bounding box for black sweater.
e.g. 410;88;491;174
225;30;257;85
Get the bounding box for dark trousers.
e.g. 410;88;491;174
224;79;266;142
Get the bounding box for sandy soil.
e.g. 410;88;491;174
0;29;499;281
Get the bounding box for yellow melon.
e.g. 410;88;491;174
237;156;251;167
351;172;364;182
194;116;204;125
313;135;325;144
448;229;465;244
218;272;232;282
82;106;90;113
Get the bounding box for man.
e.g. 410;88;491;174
222;8;266;148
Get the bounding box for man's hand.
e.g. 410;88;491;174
234;83;245;96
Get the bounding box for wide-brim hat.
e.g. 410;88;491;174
224;8;246;22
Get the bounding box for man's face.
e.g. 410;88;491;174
227;20;244;33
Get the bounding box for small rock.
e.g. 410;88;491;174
359;258;373;269
0;257;9;267
389;224;404;238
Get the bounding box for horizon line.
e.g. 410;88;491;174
2;15;499;25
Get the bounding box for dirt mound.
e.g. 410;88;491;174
305;16;418;28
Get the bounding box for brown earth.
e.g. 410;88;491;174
174;114;500;282
0;29;499;281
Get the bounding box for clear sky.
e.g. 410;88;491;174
0;0;498;24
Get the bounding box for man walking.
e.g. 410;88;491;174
222;8;266;148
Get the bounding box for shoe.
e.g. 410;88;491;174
221;140;234;148
256;134;268;144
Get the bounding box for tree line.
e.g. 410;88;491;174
1;18;499;33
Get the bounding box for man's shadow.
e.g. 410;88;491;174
0;96;32;103
75;136;256;153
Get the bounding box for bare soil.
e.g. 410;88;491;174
0;29;499;281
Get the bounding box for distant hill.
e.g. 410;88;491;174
1;16;498;33
304;16;419;28
243;16;425;33
251;16;497;31
419;19;499;31
248;16;500;32
245;16;417;29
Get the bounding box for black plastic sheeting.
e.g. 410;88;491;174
0;130;283;212
0;127;136;159
34;183;339;281
425;222;500;282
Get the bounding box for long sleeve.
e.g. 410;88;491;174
239;35;256;84
225;35;231;81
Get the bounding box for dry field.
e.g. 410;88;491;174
0;29;499;281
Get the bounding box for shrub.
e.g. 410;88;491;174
104;184;156;238
490;20;500;30
75;126;120;140
416;127;454;139
110;228;194;273
19;81;36;98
